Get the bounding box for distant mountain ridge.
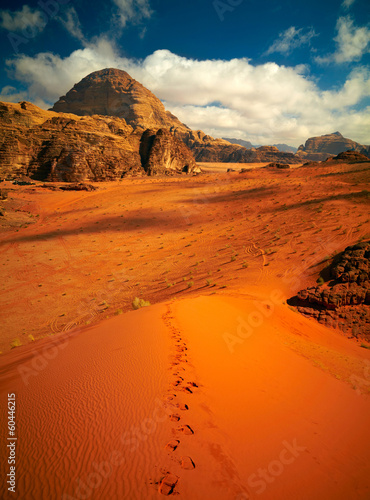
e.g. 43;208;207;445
223;138;297;154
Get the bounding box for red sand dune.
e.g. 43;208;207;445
1;292;370;499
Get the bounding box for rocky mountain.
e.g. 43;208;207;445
297;132;368;161
0;101;199;181
51;68;188;133
289;241;370;340
51;68;302;164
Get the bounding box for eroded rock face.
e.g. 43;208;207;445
140;129;200;176
297;132;367;162
0;101;143;181
290;241;370;340
0;101;200;181
51;68;187;133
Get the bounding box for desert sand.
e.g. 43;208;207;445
1;160;370;499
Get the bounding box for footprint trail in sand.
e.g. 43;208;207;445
156;303;198;496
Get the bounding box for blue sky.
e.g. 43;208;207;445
0;0;369;146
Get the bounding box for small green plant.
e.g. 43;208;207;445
360;343;370;350
316;277;325;285
206;279;212;286
132;297;151;310
115;309;123;315
187;281;194;288
242;261;248;268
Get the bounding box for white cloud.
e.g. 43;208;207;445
112;0;152;27
265;26;317;55
316;16;370;64
342;0;356;10
0;5;47;34
3;45;370;146
57;7;86;44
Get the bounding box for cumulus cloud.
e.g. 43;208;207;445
3;45;370;145
265;26;317;55
0;5;47;34
316;16;370;64
112;0;152;27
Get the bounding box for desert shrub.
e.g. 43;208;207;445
10;338;22;349
187;281;194;288
316;277;325;285
132;297;151;310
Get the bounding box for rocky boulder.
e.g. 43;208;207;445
289;241;370;340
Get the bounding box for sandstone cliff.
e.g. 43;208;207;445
297;132;368;162
0;101;199;181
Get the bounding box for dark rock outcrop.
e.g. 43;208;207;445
140;129;201;176
290;241;370;340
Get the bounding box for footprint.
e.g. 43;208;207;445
158;473;178;496
178;425;194;435
187;382;198;388
165;440;180;452
177;403;189;411
181;456;195;470
169;413;181;422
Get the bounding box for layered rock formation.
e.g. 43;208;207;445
289;241;370;340
0;101;199;181
140;129;201;176
0;101;142;181
297;132;368;162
